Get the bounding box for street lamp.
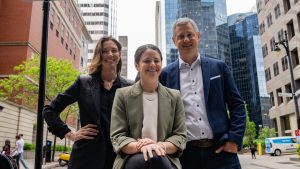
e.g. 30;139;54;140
274;30;300;130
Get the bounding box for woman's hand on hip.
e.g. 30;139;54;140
65;124;98;142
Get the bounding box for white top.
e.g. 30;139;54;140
179;55;213;141
16;138;24;153
142;91;158;141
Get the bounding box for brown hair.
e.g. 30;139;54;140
88;36;122;75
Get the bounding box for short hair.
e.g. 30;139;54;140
134;44;162;64
172;17;199;36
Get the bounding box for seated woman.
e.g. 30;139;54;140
110;44;187;169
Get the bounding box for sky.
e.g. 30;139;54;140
117;0;257;80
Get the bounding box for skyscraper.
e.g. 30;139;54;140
257;0;300;136
228;12;271;129
161;0;231;67
77;0;118;65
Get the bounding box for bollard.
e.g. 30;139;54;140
258;142;262;156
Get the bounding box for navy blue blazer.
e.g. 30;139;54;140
159;56;246;149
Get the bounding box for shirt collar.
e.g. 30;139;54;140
179;54;201;69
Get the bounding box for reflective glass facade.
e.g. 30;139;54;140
228;13;271;128
163;0;231;67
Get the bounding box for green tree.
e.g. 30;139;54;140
0;55;79;110
254;127;276;148
0;55;80;161
242;103;257;148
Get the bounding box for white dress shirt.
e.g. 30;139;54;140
179;55;213;141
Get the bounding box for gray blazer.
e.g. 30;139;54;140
110;82;187;169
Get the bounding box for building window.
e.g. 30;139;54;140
287;20;295;39
282;56;289;71
295;0;299;4
61;37;64;45
285;83;292;102
278;29;284;41
270;92;275;106
291;48;299;68
276;88;283;105
273;62;279;76
265;68;271;81
267;13;273;27
264;0;269;4
274;4;281;19
283;0;291;13
56;30;59;37
297;12;300;33
282;115;291;131
262;44;268;57
259;21;265;35
270;37;275;51
50;22;53;30
65;44;68;50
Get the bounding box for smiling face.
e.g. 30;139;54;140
100;40;121;70
135;48;162;81
172;22;200;64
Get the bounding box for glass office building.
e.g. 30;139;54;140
163;0;231;67
228;12;271;128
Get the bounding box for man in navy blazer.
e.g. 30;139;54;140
159;17;246;169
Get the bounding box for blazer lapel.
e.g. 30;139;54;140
201;57;210;107
91;75;101;123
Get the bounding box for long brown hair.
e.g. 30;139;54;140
88;36;122;75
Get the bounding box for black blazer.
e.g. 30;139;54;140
43;74;133;169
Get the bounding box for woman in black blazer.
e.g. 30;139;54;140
43;36;133;169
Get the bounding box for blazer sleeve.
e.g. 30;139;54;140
110;89;136;153
165;90;187;156
223;63;246;149
43;76;80;139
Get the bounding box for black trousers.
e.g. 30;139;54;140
124;152;176;169
180;145;241;169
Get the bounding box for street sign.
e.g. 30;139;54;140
278;92;293;97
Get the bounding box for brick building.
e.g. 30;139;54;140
0;0;91;77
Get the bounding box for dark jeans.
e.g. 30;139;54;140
180;145;241;169
124;152;176;169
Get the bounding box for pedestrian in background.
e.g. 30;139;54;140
110;44;187;169
250;142;257;159
2;139;11;157
14;134;29;169
43;36;133;169
159;17;246;169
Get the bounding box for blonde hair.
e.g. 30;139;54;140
88;36;122;75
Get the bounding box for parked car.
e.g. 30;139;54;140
265;136;298;156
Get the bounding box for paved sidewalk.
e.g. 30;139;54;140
21;158;60;169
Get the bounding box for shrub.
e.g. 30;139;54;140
24;142;35;150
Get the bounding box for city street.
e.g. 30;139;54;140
45;153;300;169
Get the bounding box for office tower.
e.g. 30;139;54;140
77;0;118;65
257;0;300;136
228;12;271;129
161;0;231;67
0;0;91;77
118;36;128;78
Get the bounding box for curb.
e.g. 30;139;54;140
42;162;60;169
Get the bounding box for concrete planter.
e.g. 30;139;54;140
23;150;61;159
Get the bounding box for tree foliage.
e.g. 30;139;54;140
0;55;79;118
242;103;257;148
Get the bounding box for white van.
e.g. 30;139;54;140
265;136;298;156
